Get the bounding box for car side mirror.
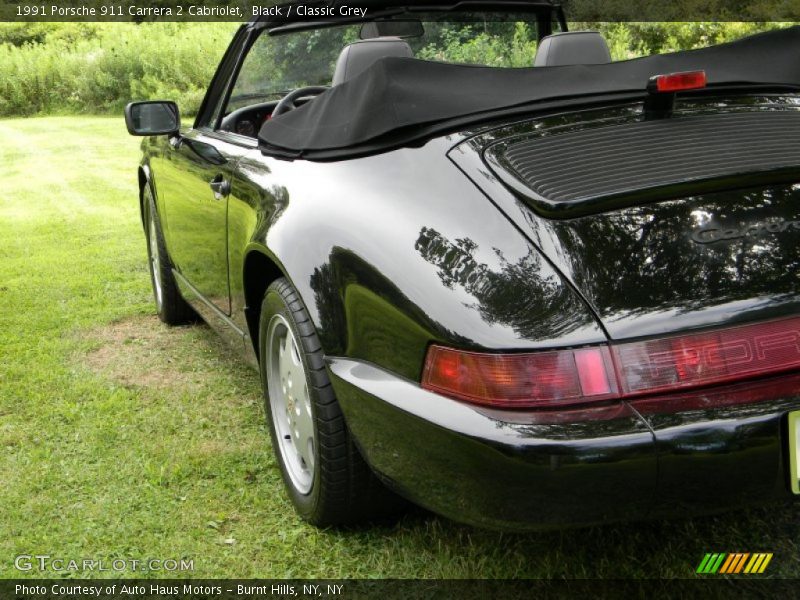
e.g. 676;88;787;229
124;101;180;136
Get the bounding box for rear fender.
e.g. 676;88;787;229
232;138;606;382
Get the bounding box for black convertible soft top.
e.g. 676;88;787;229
259;26;800;160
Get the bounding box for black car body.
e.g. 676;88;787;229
126;2;800;529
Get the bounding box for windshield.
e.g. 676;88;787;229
226;14;549;113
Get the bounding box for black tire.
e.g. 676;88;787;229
143;183;195;325
259;277;404;526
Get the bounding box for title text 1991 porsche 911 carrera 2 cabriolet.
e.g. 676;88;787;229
125;1;800;530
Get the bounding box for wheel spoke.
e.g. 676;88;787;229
295;407;314;459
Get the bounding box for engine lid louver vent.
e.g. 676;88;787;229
485;110;800;217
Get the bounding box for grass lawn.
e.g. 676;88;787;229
0;116;798;580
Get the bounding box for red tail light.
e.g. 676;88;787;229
422;345;617;408
422;316;800;409
650;70;707;93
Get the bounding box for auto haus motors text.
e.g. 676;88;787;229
16;584;223;597
17;583;346;596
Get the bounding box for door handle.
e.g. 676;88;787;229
209;175;230;200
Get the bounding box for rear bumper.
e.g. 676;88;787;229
328;358;800;530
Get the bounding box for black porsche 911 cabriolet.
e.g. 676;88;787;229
125;1;800;530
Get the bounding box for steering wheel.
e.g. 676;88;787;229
272;86;330;117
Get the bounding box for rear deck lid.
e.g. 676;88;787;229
455;95;800;339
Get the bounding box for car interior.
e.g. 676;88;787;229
220;25;612;139
533;31;612;66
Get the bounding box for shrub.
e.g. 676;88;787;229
0;23;238;117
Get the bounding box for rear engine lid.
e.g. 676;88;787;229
455;96;800;339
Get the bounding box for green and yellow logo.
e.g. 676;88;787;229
696;553;773;574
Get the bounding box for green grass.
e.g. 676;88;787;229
1;116;799;579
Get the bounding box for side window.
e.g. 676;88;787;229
206;69;238;130
225;35;281;115
194;27;248;131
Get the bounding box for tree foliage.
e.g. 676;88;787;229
0;21;790;118
0;23;238;117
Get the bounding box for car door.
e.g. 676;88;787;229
156;132;249;315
